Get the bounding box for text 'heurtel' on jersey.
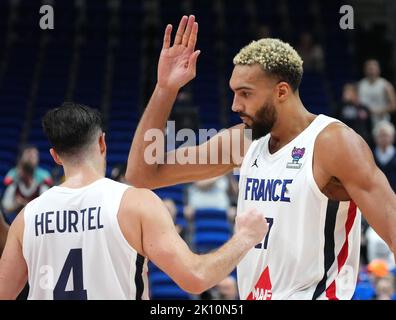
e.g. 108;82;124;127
34;207;104;236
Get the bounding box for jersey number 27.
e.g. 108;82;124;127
255;217;274;250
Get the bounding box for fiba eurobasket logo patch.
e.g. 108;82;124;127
286;147;305;169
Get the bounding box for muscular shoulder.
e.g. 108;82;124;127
317;121;370;152
315;122;376;183
117;187;168;256
119;187;167;220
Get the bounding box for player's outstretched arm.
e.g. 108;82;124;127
0;211;28;299
317;124;396;255
132;188;267;294
126;15;247;189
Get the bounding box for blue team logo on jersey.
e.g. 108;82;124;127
286;147;305;169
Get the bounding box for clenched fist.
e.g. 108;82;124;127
235;208;269;249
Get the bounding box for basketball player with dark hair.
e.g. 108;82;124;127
126;15;396;299
0;102;268;299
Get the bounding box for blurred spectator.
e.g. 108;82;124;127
358;59;396;126
185;175;237;221
372;121;396;191
296;32;324;72
366;259;396;300
111;163;127;184
366;226;395;268
335;83;373;147
163;198;185;239
374;275;395;300
3;145;52;186
0;211;9;256
187;176;230;210
1;145;52;223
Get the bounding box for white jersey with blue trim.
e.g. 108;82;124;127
237;114;361;300
23;178;149;300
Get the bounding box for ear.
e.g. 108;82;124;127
99;132;106;155
49;148;63;166
276;82;291;102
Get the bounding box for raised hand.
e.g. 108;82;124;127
157;15;200;92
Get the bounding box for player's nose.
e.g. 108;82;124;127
231;96;243;113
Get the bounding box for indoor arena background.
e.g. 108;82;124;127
0;0;395;300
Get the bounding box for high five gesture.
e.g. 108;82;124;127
157;15;200;92
127;15;241;189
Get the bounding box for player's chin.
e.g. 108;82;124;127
243;120;253;129
240;117;251;127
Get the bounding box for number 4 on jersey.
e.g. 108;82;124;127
53;248;87;300
255;217;274;250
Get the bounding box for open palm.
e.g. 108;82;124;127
157;15;200;91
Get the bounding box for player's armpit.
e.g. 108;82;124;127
0;210;28;300
317;125;396;252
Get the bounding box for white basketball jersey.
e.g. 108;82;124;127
23;178;149;300
237;115;361;300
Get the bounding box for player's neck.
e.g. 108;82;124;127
61;161;105;188
269;102;315;153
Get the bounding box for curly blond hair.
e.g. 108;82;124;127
233;38;303;91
